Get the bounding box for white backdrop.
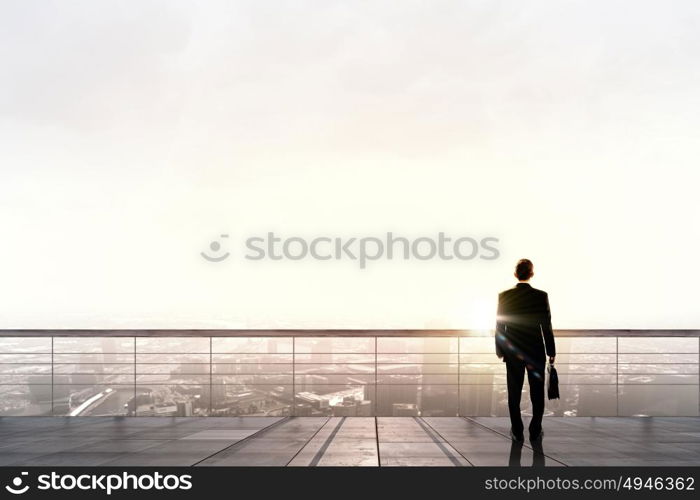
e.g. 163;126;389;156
1;0;698;329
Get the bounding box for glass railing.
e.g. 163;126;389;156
0;331;697;417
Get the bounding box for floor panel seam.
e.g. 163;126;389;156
413;417;465;467
309;417;346;466
191;416;291;467
462;417;569;467
419;417;474;466
285;416;332;466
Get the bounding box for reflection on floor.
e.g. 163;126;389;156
0;417;698;466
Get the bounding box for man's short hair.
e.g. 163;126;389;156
515;259;534;281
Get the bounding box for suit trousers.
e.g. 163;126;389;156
505;357;545;435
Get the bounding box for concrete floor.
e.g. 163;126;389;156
0;417;698;466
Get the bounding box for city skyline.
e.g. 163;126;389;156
2;334;697;418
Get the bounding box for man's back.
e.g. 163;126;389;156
496;283;555;363
497;259;555;442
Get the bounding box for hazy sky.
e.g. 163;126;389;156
1;0;699;329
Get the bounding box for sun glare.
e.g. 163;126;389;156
460;298;496;331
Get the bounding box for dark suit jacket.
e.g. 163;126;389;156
495;283;555;364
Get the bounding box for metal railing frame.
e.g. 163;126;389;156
0;330;698;417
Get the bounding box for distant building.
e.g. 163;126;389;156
176;401;193;416
378;384;419;415
356;400;373;416
331;396;373;416
332;402;357;416
392;403;419;416
295;404;313;416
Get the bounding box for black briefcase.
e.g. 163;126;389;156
547;362;560;400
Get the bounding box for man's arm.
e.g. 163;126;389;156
495;293;505;359
541;292;556;361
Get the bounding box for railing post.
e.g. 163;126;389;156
374;336;378;417
51;336;54;416
292;336;296;417
209;336;213;416
616;336;619;417
133;336;137;418
457;335;460;417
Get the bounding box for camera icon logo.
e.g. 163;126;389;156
201;234;230;262
5;472;29;495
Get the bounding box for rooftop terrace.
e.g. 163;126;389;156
1;330;698;467
0;416;698;466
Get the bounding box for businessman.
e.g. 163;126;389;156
496;259;555;442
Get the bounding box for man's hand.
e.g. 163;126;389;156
549;356;555;364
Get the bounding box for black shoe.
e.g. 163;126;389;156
510;430;524;442
529;430;543;442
